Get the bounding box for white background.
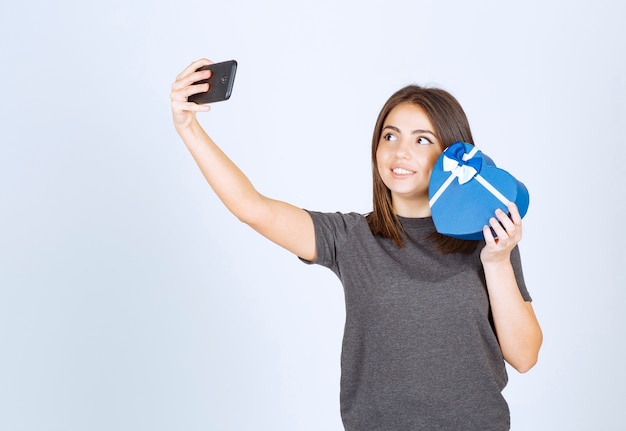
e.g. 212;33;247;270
1;0;625;430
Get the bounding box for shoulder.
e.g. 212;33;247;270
303;211;373;268
306;210;368;233
305;211;371;254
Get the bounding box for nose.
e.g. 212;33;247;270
395;138;411;159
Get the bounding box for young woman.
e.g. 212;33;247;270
170;59;542;430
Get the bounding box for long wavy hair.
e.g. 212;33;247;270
366;85;479;254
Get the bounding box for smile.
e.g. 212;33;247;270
392;167;415;175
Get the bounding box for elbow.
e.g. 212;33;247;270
231;194;268;227
509;353;539;374
505;334;543;373
232;202;261;226
235;212;254;225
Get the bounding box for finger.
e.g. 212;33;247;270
495;205;522;241
171;68;211;95
483;224;496;245
489;215;508;240
171;85;211;108
495;207;515;232
172;82;210;103
171;62;213;96
175;58;212;81
507;202;522;225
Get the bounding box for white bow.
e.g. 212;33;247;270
430;145;511;210
443;155;478;185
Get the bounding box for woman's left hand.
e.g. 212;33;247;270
480;202;523;264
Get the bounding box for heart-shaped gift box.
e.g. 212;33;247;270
428;142;529;240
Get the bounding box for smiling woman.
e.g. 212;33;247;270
367;85;477;253
171;61;542;431
375;103;443;218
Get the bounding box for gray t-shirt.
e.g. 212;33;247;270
303;211;531;431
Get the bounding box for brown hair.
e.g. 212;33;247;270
366;85;479;254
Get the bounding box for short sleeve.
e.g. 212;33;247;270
299;211;364;271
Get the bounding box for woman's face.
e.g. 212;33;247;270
376;102;443;217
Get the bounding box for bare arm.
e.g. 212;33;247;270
481;203;543;373
170;59;316;261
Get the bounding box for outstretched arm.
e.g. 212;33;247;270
480;202;543;373
170;59;316;261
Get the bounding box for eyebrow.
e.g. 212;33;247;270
382;125;437;136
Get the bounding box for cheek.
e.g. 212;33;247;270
426;155;438;170
421;151;441;176
374;149;393;187
375;147;386;172
427;150;441;167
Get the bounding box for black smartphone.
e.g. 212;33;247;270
188;60;237;104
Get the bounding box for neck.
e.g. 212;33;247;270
392;196;432;218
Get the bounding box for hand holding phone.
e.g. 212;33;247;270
188;60;238;104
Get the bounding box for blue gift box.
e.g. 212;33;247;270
428;142;530;240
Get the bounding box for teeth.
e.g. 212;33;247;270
393;168;413;175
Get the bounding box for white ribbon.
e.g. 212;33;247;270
442;148;479;185
429;147;511;209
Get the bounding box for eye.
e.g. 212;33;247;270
383;133;397;142
417;137;433;145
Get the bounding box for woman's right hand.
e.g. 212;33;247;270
170;59;317;262
170;58;213;132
